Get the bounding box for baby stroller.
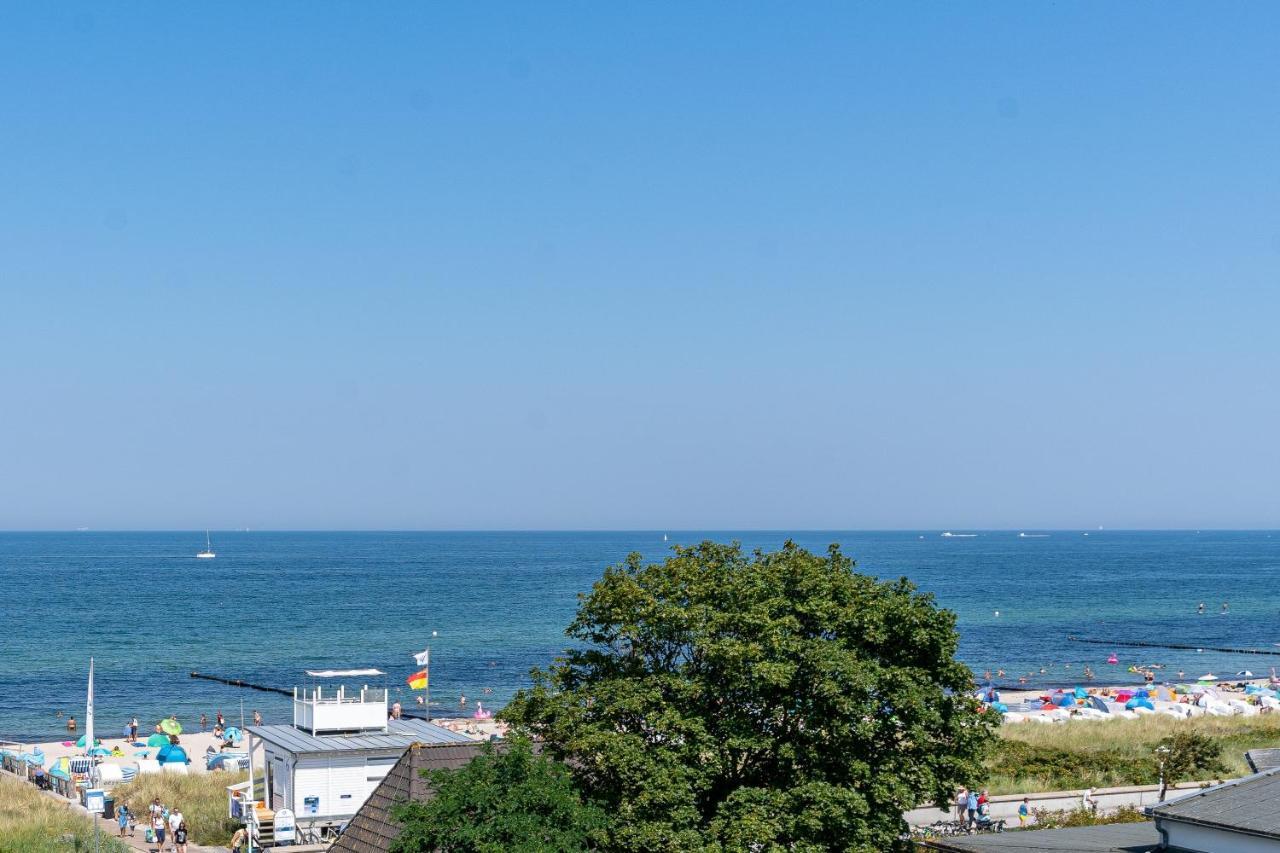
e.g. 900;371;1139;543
971;804;1006;834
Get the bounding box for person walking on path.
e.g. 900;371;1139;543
167;808;183;852
174;820;189;853
954;787;967;822
150;808;166;853
1083;787;1099;813
966;789;979;828
230;826;247;853
117;803;130;838
1018;797;1030;827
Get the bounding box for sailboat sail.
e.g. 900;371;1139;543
85;658;94;756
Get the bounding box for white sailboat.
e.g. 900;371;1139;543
197;530;216;559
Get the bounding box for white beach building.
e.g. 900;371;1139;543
241;669;473;844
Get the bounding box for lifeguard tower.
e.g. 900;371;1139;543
232;669;473;846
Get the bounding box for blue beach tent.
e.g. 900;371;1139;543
156;743;188;765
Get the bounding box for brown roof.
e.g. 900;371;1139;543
330;740;491;852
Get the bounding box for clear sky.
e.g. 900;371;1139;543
1;3;1277;530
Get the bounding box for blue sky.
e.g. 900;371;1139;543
1;3;1277;529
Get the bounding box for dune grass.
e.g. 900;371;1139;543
0;773;129;853
112;770;249;846
987;713;1280;794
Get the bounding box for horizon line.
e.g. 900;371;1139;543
0;527;1275;534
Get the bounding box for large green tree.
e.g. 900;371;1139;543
390;737;609;852
503;540;994;852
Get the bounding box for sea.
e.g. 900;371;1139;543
2;530;1278;742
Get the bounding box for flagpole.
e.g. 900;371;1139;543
427;631;436;722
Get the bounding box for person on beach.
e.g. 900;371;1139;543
253;709;262;725
67;715;76;732
199;713;207;731
212;723;224;741
130;716;139;740
216;710;225;728
390;701;402;720
1018;797;1030;827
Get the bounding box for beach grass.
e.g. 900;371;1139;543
0;773;129;853
112;770;249;846
987;713;1280;794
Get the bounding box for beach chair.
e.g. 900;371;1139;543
162;761;189;775
135;759;161;775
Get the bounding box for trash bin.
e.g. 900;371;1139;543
103;796;115;820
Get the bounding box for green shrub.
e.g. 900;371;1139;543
1028;804;1146;830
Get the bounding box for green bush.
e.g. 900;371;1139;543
1028;804;1146;830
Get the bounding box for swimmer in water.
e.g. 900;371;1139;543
1222;602;1229;613
1198;602;1205;614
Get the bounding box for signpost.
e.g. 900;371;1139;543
85;788;104;853
274;808;296;843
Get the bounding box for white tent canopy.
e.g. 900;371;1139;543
305;669;385;678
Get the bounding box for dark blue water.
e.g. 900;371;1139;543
2;530;1278;741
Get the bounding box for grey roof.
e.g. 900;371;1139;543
920;822;1159;852
1149;766;1280;839
1246;748;1280;773
248;718;473;755
330;741;493;852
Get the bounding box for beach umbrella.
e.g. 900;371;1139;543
1237;671;1255;678
224;726;242;744
88;746;111;757
159;718;182;736
146;733;170;747
1199;674;1218;682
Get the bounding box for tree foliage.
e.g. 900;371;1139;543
390;737;609;852
503;540;995;852
1157;730;1227;800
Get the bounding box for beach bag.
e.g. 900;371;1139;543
145;828;155;843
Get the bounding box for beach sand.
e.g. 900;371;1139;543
18;727;263;776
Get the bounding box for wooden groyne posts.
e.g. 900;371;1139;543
1067;636;1280;657
190;672;292;696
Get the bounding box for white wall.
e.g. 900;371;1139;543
905;780;1215;827
1163;821;1280;853
289;751;402;819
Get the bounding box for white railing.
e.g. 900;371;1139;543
293;684;389;734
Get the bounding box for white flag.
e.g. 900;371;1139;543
413;648;430;667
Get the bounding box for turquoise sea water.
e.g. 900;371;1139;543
2;530;1278;742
